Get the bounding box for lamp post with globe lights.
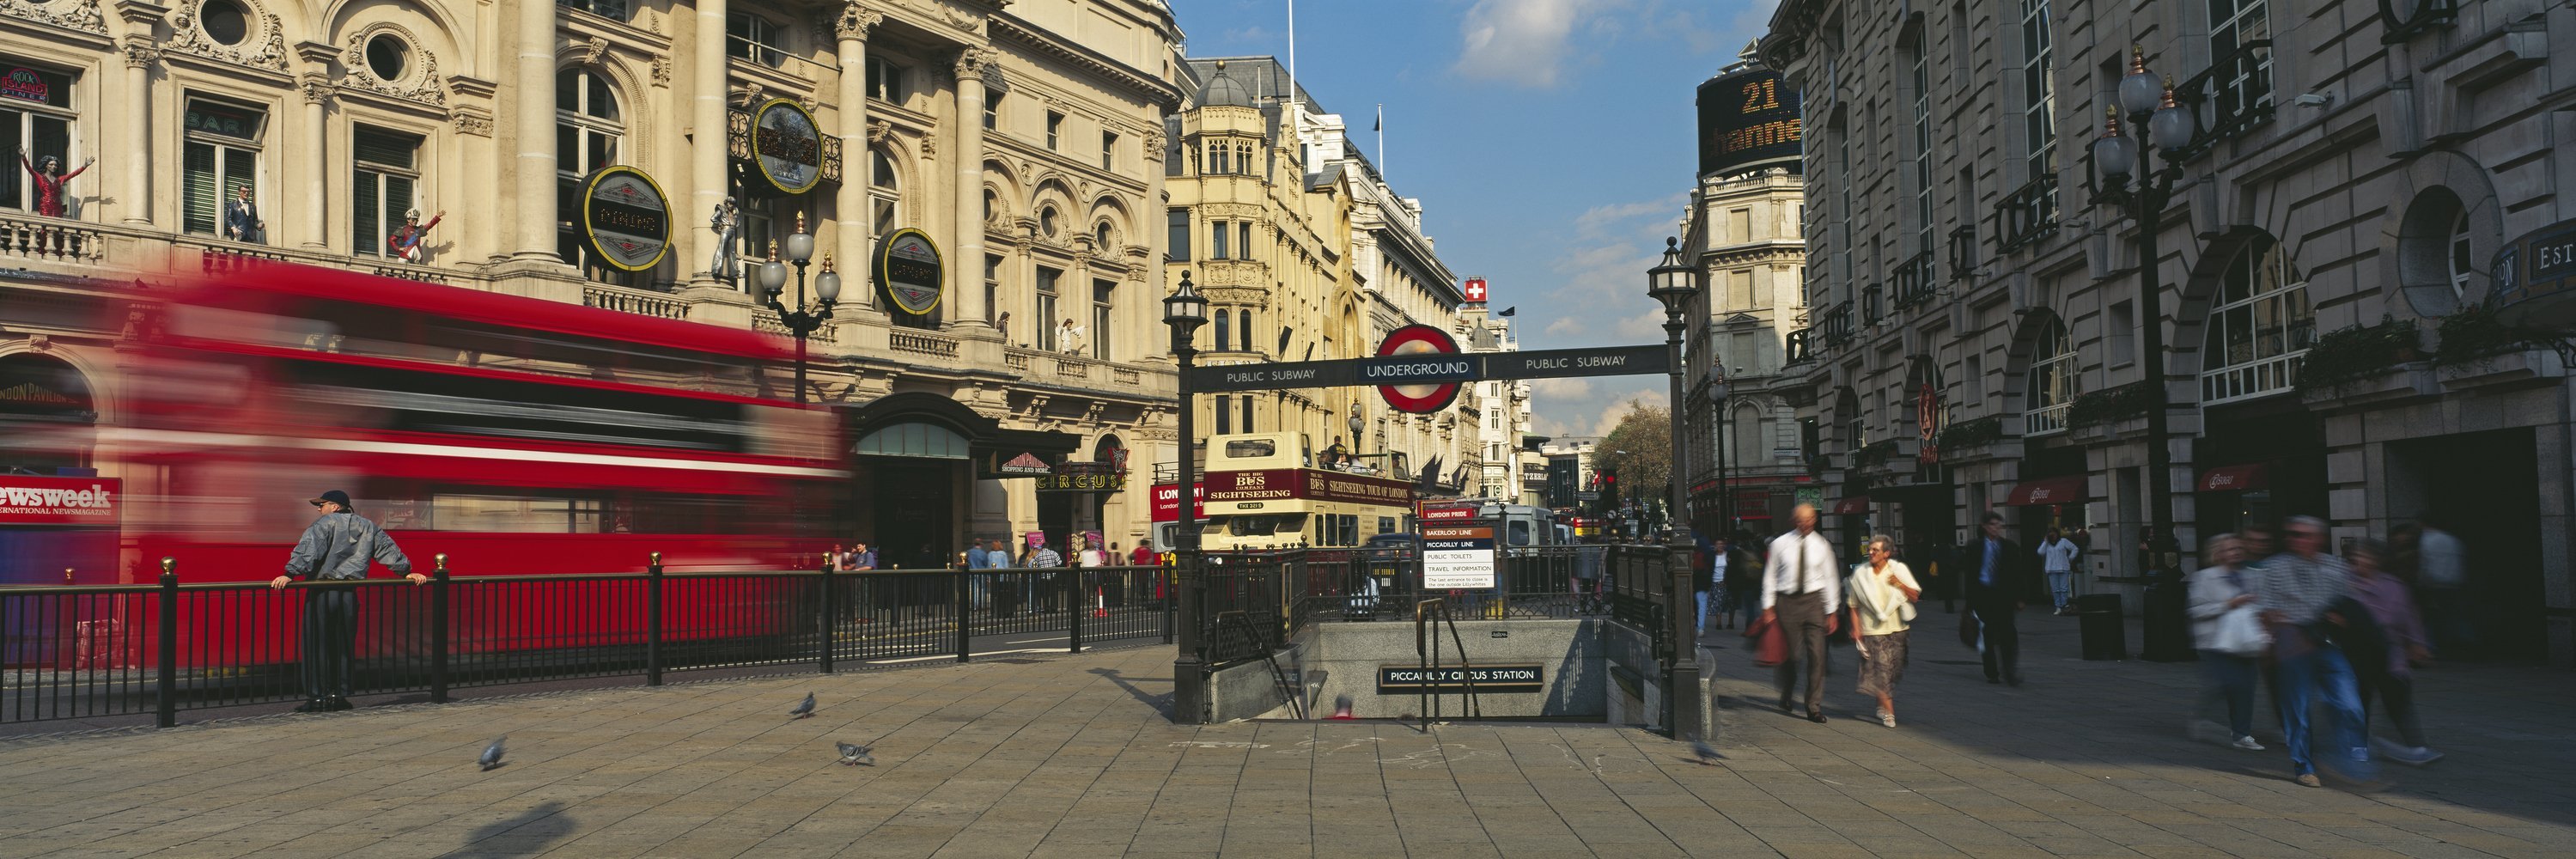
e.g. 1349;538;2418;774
1162;271;1211;723
756;212;840;405
2088;47;2200;661
1647;235;1704;737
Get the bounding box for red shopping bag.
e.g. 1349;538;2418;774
1744;613;1786;667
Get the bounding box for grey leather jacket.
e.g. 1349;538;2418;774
285;511;413;580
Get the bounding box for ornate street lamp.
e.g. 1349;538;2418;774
1645;235;1703;738
758;212;840;405
2089;46;2200;661
1162;271;1210;724
1347;406;1365;468
1708;373;1731;536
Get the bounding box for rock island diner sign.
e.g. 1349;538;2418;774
876;228;944;316
581;166;673;272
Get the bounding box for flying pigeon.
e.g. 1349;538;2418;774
478;736;507;771
789;692;816;719
1689;738;1725;765
836;741;875;766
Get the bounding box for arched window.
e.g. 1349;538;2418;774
2024;317;2077;435
2199;236;2313;405
1239;309;1254;354
2396;189;2479;316
1236;143;1255;176
1206;140;1229;175
555;67;630;284
871;150;900;235
1094;221;1112;251
1213;308;1231;352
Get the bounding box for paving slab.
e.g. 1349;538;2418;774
3;620;2568;857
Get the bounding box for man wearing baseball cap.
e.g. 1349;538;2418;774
271;490;421;712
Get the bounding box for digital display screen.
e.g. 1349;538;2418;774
1697;70;1803;176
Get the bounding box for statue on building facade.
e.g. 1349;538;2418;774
388;208;445;263
709;198;742;285
19;149;94;218
224;185;267;244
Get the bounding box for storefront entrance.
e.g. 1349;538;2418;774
2385;429;2544;662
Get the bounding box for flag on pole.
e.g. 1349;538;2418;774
1499;307;1517;317
1373;104;1382;132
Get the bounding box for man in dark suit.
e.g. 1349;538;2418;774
1965;511;2031;685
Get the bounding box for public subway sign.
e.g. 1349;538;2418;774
1186;345;1668;394
0;476;121;526
1376;664;1544;694
750;98;823;195
581;166;673;272
1697;67;1802;177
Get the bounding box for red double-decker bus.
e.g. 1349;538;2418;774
107;264;845;582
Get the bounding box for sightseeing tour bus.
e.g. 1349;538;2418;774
1150;432;1416;552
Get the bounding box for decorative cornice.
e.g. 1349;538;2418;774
953;46;999;81
120;36;161;68
296;74;332;106
338;27;445;107
1;0;107;34
449;108;493;137
988;14;1183;108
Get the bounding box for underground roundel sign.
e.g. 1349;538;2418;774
1374;324;1465;414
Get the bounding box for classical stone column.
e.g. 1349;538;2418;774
690;0;731;287
294;72;332;251
115;13;158;227
834;3;881;312
952;46;996;328
511;0;559;261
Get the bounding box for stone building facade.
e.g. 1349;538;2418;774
1763;0;2576;663
0;0;1189;570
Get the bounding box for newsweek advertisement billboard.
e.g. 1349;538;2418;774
0;476;121;526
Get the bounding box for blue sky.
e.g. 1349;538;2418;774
1174;0;1778;436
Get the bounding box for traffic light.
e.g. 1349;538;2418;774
1598;466;1619;512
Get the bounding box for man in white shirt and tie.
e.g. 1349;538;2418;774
1763;503;1842;722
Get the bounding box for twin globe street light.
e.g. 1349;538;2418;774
2088;46;2200;661
1646;235;1704;738
757;212;841;405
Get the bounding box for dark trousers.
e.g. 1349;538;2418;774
2357;667;2428;747
300;587;358;702
1974;600;2020;681
1773;591;1830;715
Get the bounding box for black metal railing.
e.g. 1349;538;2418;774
1785;327;1814;364
1996;174;2060;253
1818;302;1856;350
1;556;1174;728
1947;224;1979;282
1194;545;1627;666
1892;251;1939;310
1861;283;1885;325
2177;40;2275;155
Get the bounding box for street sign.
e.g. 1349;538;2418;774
1375;664;1543;693
1375;325;1464;414
1184;345;1670;393
1421;524;1495;588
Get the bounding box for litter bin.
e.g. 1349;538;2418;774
2077;594;2127;661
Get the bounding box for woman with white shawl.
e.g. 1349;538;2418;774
1848;533;1923;728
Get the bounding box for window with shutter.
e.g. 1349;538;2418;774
181;97;265;239
352;126;422;256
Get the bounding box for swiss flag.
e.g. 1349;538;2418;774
1463;277;1488;303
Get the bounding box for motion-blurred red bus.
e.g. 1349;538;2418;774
106;264;845;581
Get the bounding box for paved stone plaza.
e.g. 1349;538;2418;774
2;620;2569;858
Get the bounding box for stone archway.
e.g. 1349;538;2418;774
0;352;98;474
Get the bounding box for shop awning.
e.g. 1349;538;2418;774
1831;497;1869;515
2002;475;2086;506
2197;463;2268;492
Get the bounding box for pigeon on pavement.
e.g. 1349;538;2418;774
789;692;816;719
836;741;875;765
1329;695;1356;720
1689;738;1725;765
478;736;507;771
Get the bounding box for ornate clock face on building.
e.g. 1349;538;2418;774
752;98;823;196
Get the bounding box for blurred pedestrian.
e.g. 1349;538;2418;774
1847;534;1921;728
2257;516;2375;788
2188;533;2266;751
2411;516;2467;656
271;490;420;713
1726;534;1762;629
1764;503;1842;723
1709;536;1751;631
1693;530;1718;638
1030;539;1065;612
2239;521;2278;564
1965;511;2030;686
2037;527;2080;615
2346;539;2442;766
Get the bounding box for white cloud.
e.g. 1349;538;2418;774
1452;0;1597;88
1543;316;1588;337
1612;308;1668;340
1530;377;1593;400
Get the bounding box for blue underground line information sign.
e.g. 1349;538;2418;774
1187;344;1667;393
